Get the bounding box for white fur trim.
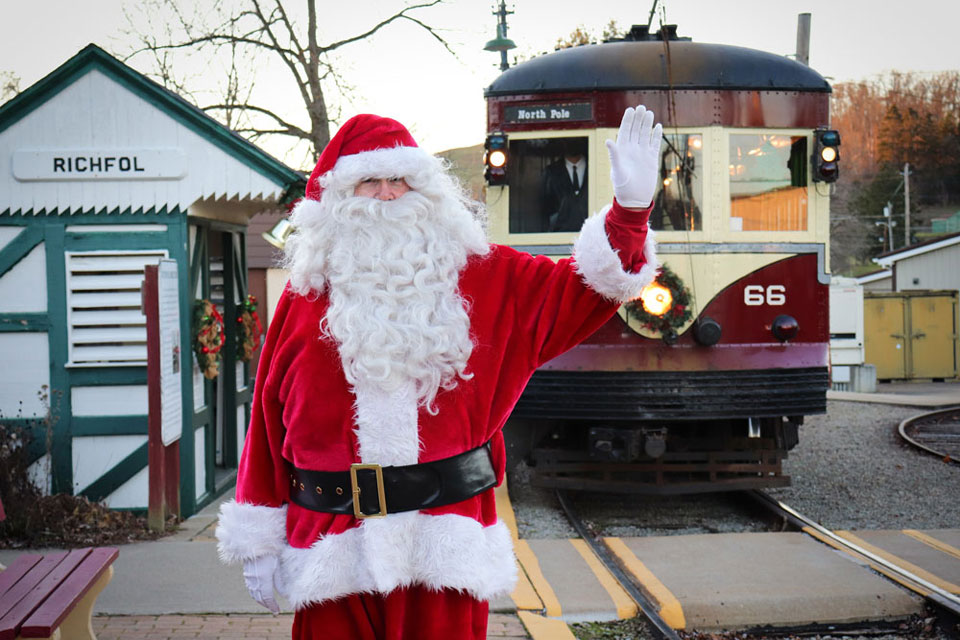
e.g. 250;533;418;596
353;382;420;466
216;501;288;563
572;205;659;302
279;515;517;609
328;146;437;189
288;194;324;223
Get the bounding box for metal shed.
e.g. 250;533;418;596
867;233;960;380
874;231;960;294
0;44;302;517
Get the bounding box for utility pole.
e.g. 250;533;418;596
796;13;811;66
883;202;895;252
903;162;911;247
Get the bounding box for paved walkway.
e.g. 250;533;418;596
828;379;960;407
92;613;530;639
1;491;534;639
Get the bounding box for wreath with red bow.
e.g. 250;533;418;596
236;295;264;363
625;263;693;335
192;299;225;379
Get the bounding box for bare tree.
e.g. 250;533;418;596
123;0;455;165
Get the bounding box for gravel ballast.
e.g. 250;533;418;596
767;401;959;531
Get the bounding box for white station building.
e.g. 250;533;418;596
0;44;303;517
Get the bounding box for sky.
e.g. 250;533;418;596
2;0;959;167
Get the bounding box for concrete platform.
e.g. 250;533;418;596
520;538;635;623
610;531;922;631
833;529;960;595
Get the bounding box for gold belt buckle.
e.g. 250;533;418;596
349;463;387;519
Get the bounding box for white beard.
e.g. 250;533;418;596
284;185;490;411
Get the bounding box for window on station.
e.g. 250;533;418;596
651;134;703;232
507;137;589;233
729;134;808;231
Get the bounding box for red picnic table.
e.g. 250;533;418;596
0;547;118;640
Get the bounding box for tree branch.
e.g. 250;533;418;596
233;127;303;139
248;0;311;107
126;33;301;61
398;14;458;58
319;1;445;52
202;103;310;139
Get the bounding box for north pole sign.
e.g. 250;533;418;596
12;149;187;181
503;102;592;124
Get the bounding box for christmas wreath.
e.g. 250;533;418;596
236;295;264;363
625;263;693;335
192;299;225;379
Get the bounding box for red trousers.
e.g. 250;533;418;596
292;586;489;640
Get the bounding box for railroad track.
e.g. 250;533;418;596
554;489;681;640
747;490;960;634
555;488;960;638
899;407;960;464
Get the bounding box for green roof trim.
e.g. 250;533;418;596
0;44;304;189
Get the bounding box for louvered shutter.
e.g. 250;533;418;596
66;250;169;366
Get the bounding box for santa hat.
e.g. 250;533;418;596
305;114;433;201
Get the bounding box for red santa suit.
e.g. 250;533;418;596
216;114;658;637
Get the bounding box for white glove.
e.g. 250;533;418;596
604;105;664;209
242;554;282;614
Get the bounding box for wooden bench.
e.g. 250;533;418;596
0;547;118;640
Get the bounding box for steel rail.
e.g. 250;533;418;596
898;407;960;465
748;490;960;622
554;489;682;640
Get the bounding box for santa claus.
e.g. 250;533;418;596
216;107;662;639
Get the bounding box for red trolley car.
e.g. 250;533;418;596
484;24;838;493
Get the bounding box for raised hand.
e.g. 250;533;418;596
604;105;664;209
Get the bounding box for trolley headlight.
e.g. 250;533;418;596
639;282;673;317
484;132;508;186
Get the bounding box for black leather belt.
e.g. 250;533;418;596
289;442;496;519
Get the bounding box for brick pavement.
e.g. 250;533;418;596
93;613;531;639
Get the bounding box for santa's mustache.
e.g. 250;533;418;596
333;191;433;227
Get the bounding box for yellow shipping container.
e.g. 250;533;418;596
864;290;959;380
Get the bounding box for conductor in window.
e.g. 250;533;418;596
541;138;588;232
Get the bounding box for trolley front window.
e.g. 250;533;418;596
507;136;589;233
652;134;703;232
729;134;808;231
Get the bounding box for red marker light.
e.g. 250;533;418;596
772;315;799;342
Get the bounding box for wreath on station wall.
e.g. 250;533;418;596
236;295;264;363
192;299;225;379
625;263;694;335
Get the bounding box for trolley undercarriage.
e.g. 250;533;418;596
505;367;828;494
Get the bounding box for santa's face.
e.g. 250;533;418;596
353;177;411;200
284;174;490;411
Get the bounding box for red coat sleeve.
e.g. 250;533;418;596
480;201;659;369
606;198;654;273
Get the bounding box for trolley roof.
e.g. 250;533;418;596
485;40;831;96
